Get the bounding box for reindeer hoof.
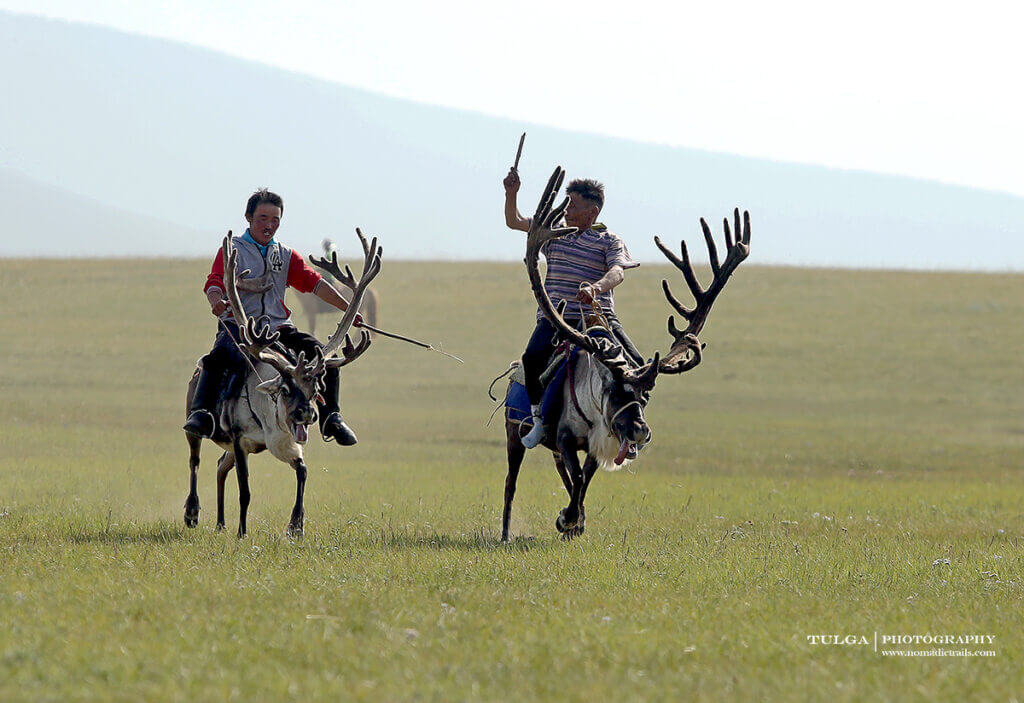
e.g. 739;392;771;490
183;497;200;528
215;522;226;532
555;509;577;533
287;525;304;539
236;527;247;539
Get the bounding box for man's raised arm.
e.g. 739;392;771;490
503;168;531;232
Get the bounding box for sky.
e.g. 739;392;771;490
3;0;1023;197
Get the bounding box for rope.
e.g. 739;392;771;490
487;363;517;402
567;346;594;429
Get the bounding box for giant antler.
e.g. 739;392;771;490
525;167;625;365
655;209;751;374
222;233;296;379
309;228;382;359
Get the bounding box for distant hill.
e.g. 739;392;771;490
2;168;205;256
2;11;1023;269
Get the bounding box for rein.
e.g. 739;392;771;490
609;400;644;428
566;342;594;429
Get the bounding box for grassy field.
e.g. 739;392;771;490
1;256;1023;701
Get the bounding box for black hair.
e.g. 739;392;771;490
245;188;284;218
566;178;604;210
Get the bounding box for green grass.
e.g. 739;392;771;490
1;258;1022;701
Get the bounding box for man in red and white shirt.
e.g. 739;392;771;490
184;188;360;445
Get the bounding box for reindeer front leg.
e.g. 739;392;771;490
184;434;202;527
569;456;600;537
554;427;585;535
288;458;307;538
233;440;251;538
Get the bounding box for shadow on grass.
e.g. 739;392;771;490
377;531;555;553
65;522;186;545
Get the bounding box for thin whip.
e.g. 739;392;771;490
357;322;463;364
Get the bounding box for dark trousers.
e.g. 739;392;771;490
522;318;560;405
203;320;248;379
521;313;643;405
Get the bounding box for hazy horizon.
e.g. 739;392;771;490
3;11;1024;271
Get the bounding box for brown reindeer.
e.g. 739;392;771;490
500;166;751;541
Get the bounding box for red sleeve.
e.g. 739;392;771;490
287;249;323;293
204;248;225;294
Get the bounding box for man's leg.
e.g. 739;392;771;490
185;322;243;438
606;313;644;367
275;325;357;446
520;318;557;448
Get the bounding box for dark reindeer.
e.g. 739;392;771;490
184;229;380;537
501;166;751;541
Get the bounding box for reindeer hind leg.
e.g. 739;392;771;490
215;451;235;531
502;418;527;543
184;434;202;527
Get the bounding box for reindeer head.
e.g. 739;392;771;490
252;348;325;444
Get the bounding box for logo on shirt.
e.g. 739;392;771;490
269;249;284;272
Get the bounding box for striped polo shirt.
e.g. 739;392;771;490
538;224;638;320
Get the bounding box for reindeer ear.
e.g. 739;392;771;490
255;377;283;395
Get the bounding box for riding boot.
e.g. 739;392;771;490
318;366;358;446
184;363;222;438
521;404;545;449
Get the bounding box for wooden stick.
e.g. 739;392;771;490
513;132;526;170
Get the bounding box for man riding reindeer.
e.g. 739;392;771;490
503;167;643;449
183;188;362;446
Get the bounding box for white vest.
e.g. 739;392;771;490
219;235;295;330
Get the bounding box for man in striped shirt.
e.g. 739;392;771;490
503;169;642;448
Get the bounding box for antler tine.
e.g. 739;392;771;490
242;316;281;353
701;218;721;276
234;269;274;293
240;316;291;377
655;234;704;307
223;234;251;340
657;319;704;375
655;210;751;375
324;329;372;368
532;167;563;224
623;351;661;387
312;228;382;358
